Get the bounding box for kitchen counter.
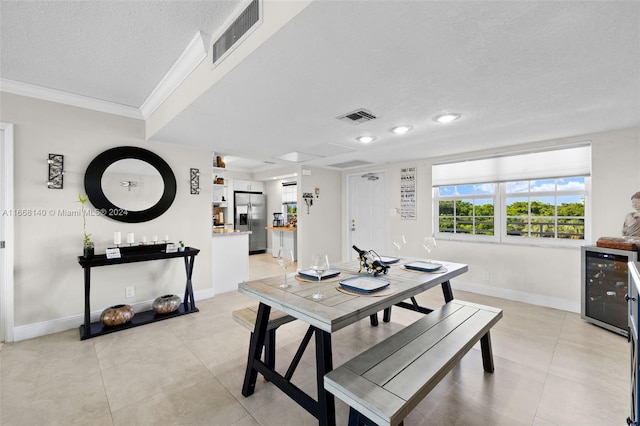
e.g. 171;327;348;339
265;226;297;231
212;230;250;294
213;228;252;237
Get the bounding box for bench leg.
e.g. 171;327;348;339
349;407;397;426
242;303;271;396
383;307;391;322
369;313;379;326
480;331;495;373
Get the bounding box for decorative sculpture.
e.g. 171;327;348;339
622;191;640;238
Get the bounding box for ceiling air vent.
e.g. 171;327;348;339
212;0;261;66
336;109;377;125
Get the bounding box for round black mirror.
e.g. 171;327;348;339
84;146;176;223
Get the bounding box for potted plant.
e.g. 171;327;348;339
178;240;185;252
78;194;94;258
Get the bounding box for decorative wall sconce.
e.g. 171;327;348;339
190;168;200;195
47;154;64;189
303;192;314;214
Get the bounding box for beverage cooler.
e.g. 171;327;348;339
581;245;638;337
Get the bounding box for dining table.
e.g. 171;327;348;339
238;257;468;426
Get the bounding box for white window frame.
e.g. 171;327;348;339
434;184;499;243
435;176;590;248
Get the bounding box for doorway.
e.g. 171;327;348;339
347;171;387;260
0;123;14;342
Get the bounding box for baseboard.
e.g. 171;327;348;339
451;279;580;313
12;288;216;342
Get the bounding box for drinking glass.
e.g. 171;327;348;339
422;237;436;261
310;253;330;300
393;235;407;257
277;248;294;288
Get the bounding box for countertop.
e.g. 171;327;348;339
212;229;252;237
265;226;297;232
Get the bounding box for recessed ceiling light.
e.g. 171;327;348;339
356;136;375;143
391;125;413;134
433;113;461;123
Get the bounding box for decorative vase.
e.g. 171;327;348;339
83;242;95;259
152;294;181;314
178;246;185;252
100;304;134;326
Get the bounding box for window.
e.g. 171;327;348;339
433;145;591;246
505;177;585;240
438;184;496;236
282;182;297;221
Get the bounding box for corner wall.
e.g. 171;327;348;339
1;93;213;340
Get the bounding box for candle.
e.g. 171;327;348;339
127;232;135;244
114;231;121;245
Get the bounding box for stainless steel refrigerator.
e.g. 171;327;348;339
234;191;267;254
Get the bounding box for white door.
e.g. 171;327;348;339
0;123;14;342
347;172;387;260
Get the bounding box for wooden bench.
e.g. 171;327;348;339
324;300;502;426
232;306;296;369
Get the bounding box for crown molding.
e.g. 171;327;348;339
0;31;209;122
0;78;144;119
139;31;210;119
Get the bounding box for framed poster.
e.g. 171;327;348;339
401;167;416;219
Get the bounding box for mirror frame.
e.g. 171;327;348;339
84;146;176;223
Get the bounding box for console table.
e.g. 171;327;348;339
77;247;200;340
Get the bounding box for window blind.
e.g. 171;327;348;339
432;144;591;186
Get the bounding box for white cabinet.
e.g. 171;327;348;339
234;179;264;193
271;229;297;260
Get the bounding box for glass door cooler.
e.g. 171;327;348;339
581;245;638;337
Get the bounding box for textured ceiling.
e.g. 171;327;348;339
1;1;639;173
0;0;240;107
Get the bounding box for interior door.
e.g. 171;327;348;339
0;123;14;342
348;172;387;260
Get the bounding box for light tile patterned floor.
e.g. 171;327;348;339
0;254;629;425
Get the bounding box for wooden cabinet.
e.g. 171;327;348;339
234;179;263;192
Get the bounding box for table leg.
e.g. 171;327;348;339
183;255;197;311
242;303;271;397
441;280;454;302
83;267;91;339
315;328;335;426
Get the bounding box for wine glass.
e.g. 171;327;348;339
393;235;407;258
422;237;436;261
277;248;294;288
310;253;330;300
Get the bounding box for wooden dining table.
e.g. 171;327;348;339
238;258;468;426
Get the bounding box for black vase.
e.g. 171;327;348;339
83;243;94;259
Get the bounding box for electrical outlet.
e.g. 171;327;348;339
125;286;135;298
482;271;490;282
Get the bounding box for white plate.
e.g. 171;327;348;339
379;256;400;264
404;261;443;272
339;276;390;293
298;268;341;280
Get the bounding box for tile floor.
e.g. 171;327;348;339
0;253;629;425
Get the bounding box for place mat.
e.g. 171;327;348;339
336;284;396;297
295;274;344;283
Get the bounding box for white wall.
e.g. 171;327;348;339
342;127;640;312
298;167;342;270
1;93;213;339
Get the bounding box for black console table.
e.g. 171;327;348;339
77;247;200;340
